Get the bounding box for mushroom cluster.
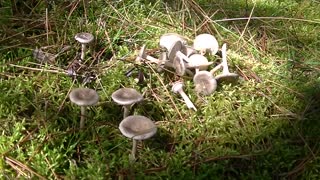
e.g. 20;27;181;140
136;33;239;110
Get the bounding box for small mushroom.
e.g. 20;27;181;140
172;81;197;111
193;71;217;95
159;33;187;50
119;115;157;161
111;88;143;119
193;33;219;55
187;54;213;74
69;88;99;129
74;32;94;62
215;43;239;83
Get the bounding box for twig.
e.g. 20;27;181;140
5;156;46;179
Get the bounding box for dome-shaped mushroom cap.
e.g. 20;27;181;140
111;88;143;106
74;32;94;44
193;33;219;55
159;33;187;50
187;54;213;70
69;88;99;106
193;71;217;95
119;115;157;140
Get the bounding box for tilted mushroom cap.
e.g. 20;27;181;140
111;88;143;106
69;88;99;106
74;32;94;44
173;56;186;76
187;54;213;71
193;33;219;55
215;73;239;83
159;33;187;50
119;115;157;140
193;71;217;95
171;81;184;93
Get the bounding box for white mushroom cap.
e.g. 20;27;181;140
159;33;187;50
193;71;217;95
193;33;219;55
74;32;94;44
111;88;143;106
119;115;157;140
69;88;99;106
187;54;213;70
171;81;184;93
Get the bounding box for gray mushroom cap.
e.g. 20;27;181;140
75;32;94;44
193;71;217;95
173;56;186;76
215;73;239;83
167;40;183;61
69;88;99;106
111;88;143;106
119;115;157;140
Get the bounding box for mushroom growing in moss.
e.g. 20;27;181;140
119;115;157;162
215;43;239;83
74;32;94;62
111;88;143;119
69;88;99;129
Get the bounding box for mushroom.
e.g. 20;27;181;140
193;71;217;95
172;81;197;111
119;115;157;161
69;88;99;129
215;43;239;83
193;33;219;55
159;33;187;50
74;32;94;62
111;88;143;119
187;54;213;74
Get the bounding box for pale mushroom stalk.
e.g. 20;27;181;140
80;106;86;129
221;44;230;74
214;44;239;83
172;81;197;111
80;44;87;61
131;139;138;161
210;63;223;74
123;105;131;119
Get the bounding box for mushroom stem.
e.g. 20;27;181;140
123;105;131;119
221;43;230;74
210;63;223;74
80;44;86;62
80;106;86;129
178;89;197;111
176;51;190;63
130;139;137;162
